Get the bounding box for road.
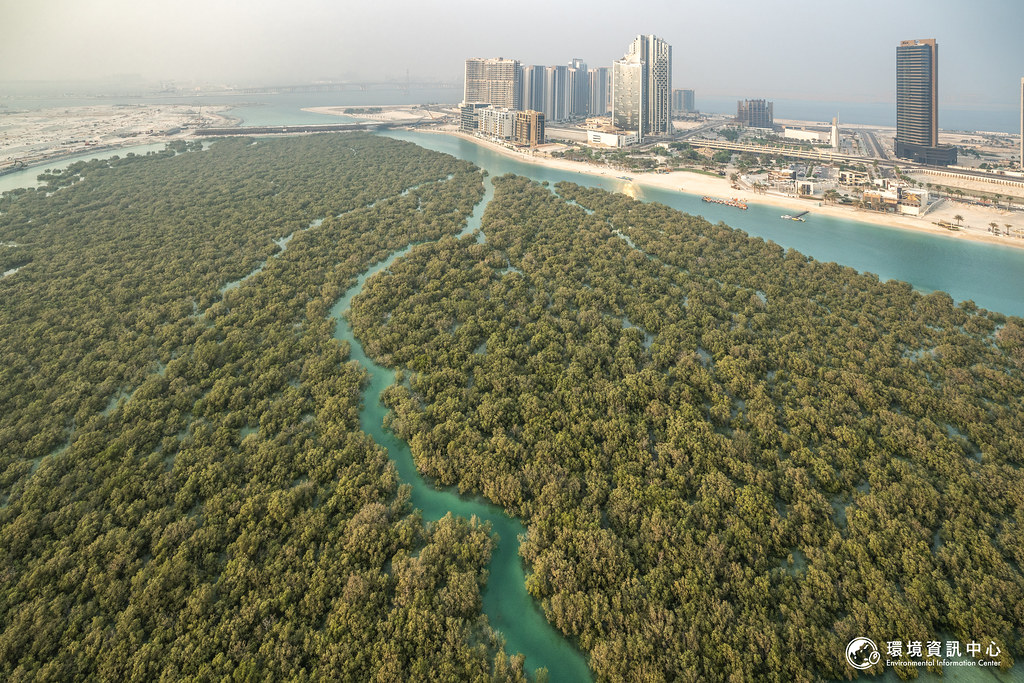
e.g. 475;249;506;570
860;130;888;160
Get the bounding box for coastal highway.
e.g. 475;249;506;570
677;122;721;140
860;129;889;160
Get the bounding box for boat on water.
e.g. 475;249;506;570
702;196;747;210
781;210;809;222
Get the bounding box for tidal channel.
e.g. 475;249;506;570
328;175;593;682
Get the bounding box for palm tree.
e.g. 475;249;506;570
954;214;964;227
989;222;999;234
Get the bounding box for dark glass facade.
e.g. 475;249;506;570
895;39;955;165
896;41;936;147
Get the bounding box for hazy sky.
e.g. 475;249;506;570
2;0;1021;106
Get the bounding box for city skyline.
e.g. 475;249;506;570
1;0;1021;112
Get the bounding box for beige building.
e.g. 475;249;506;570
464;58;522;110
515;110;545;147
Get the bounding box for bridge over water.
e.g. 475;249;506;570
192;120;426;136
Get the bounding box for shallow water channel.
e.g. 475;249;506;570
328;176;592;681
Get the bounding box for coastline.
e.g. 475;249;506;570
421;127;1024;251
0;104;234;174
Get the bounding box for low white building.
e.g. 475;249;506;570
587;129;639;147
477;107;516;140
898;188;930;215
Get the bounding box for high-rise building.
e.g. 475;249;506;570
1019;77;1023;169
521;65;546;112
736;99;773;128
464;58;522;110
894;39;956;165
672;89;695;113
544;65;568;123
515;110;545;147
568;58;589;118
611;35;672;140
588;67;610;116
612;52;643;132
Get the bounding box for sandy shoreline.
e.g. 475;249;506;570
419;128;1024;251
302;105;432;123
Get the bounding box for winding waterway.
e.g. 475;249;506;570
328;176;592;682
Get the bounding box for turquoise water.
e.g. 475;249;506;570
216;91;456;127
382;130;1024;319
328;178;593;682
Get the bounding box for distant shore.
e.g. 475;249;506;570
419;127;1024;251
0;104;235;174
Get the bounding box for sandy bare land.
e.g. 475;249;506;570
422;128;1024;251
302;105;433;124
0;104;233;171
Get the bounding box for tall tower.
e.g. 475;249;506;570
1020;77;1023;169
568;58;589;118
736;99;773;128
672;89;695;113
612;35;672;140
464;58;522;110
543;65;568;123
612;52;644;133
894;39;955;165
521;65;546;112
896;40;937;150
589;67;610;116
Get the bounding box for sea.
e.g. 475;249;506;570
2;87;1020;132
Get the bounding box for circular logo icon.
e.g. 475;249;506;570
846;637;881;670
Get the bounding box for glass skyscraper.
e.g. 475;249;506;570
894;39;955;165
611;35;672;140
